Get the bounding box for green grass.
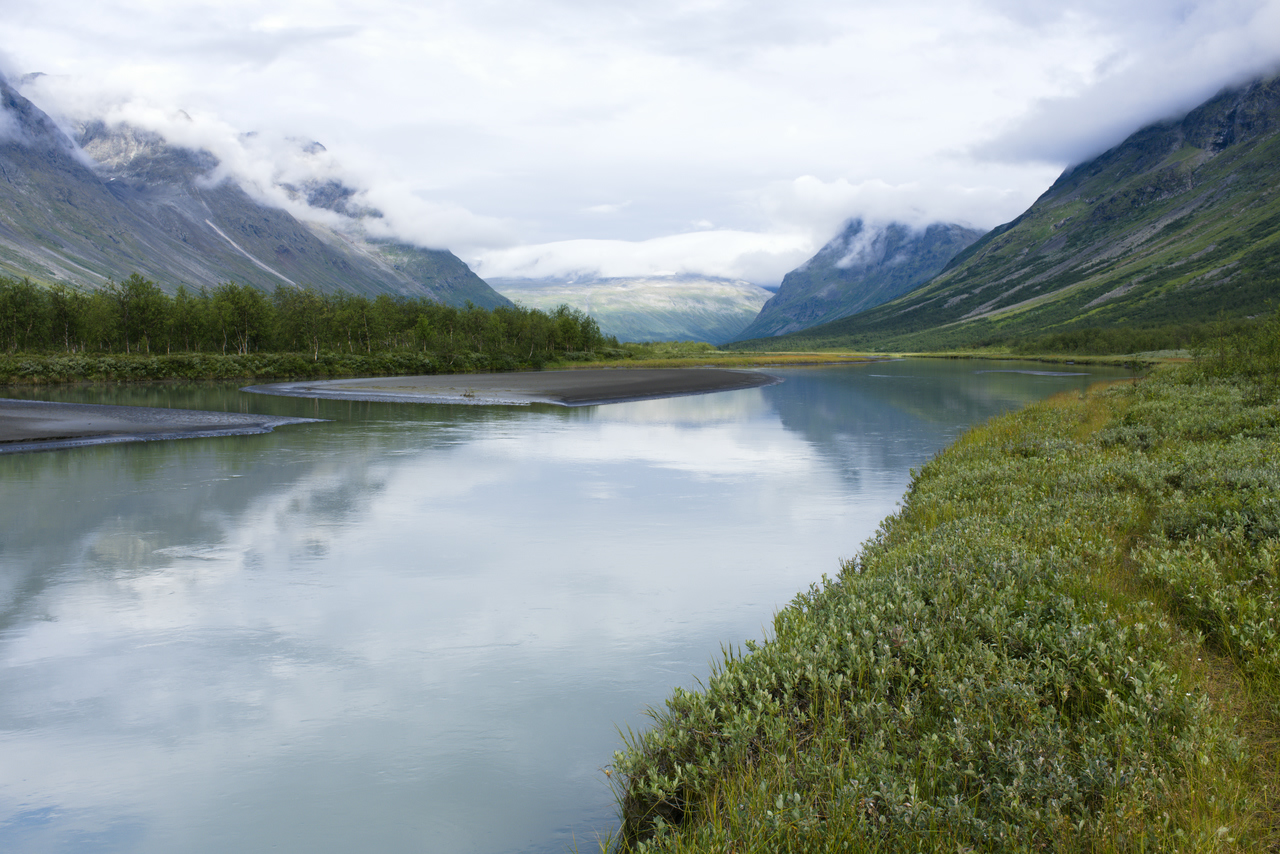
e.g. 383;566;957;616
559;341;876;370
0;345;880;384
605;321;1280;852
0;351;483;384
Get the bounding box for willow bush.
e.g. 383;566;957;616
609;322;1280;852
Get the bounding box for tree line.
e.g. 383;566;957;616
0;274;616;366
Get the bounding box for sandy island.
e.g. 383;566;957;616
245;367;780;407
0;398;319;454
0;369;776;452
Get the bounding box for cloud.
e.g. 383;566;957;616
19;73;514;252
0;104;23;144
584;201;631;215
357;184;514;251
471;230;813;284
980;0;1280;165
753;172;1061;235
5;0;1280;281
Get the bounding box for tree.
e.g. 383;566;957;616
0;277;50;351
106;273;168;354
168;285;204;353
211;282;271;355
47;284;87;353
273;285;331;360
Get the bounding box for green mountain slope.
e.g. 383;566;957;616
737;76;1280;352
733;220;982;340
0;78;508;308
489;275;773;344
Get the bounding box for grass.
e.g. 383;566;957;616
604;316;1280;852
0;344;878;384
559;352;877;370
561;340;1189;373
0;351;458;384
550;340;877;370
0;336;1195;385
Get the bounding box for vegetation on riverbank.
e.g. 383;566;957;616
734;314;1270;364
0;274;1202;384
0;273;618;382
0;342;877;385
607;314;1280;852
562;341;876;370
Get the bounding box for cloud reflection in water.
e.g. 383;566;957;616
0;361;1130;853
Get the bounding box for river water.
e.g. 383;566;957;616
0;360;1130;853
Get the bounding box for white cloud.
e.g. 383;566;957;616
980;0;1280;164
0;104;23;144
4;0;1280;282
584;201;631;215
471;229;813;283
753;172;1062;236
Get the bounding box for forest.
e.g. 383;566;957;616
0;274;615;368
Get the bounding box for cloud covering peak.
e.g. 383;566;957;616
6;0;1280;284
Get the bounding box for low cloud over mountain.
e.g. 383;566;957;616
0;77;508;306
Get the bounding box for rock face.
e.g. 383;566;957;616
733;220;982;340
738;75;1280;351
0;78;509;308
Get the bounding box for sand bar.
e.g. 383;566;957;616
0;398;319;454
246;367;779;407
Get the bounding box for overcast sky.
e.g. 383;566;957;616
5;0;1280;284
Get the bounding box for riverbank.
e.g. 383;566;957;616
246;368;778;407
0;368;776;449
553;346;1175;372
609;352;1280;851
0;351;486;384
0;349;873;384
0;398;317;453
0;347;1177;386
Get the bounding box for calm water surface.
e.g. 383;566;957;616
0;360;1132;853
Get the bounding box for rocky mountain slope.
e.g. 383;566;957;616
737;75;1280;352
0;77;508;308
489;275;773;344
733;220;982;340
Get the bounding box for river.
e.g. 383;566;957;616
0;359;1131;853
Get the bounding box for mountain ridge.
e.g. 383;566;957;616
734;220;983;340
735;75;1280;352
0;77;509;308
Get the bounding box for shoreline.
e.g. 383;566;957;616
245;367;780;407
0;398;319;454
610;359;1279;851
0;367;777;450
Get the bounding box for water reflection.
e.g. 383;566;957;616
761;360;1130;484
0;361;1131;853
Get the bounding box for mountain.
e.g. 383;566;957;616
733;220;982;340
736;76;1280;352
0;77;509;308
488;275;774;344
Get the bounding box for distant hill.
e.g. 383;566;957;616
0;77;509;308
733;220;982;340
737;76;1280;352
489;275;773;344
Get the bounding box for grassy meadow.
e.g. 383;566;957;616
606;317;1280;852
0;341;878;384
561;341;877;369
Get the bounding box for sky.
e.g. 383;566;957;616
4;0;1280;284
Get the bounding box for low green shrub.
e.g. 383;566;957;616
610;358;1280;852
0;349;592;384
1194;309;1280;393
